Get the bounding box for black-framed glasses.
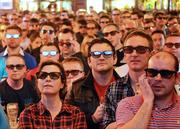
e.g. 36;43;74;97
165;43;180;49
41;29;54;35
41;50;58;56
87;27;96;30
123;46;151;54
5;34;20;39
100;21;109;24
6;64;25;70
79;25;86;29
145;68;176;79
112;14;120;16
65;70;83;77
157;17;167;20
90;51;113;58
59;41;72;48
103;31;117;37
36;72;62;80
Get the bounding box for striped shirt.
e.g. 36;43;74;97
116;94;180;129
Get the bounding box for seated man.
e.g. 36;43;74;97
116;51;180;129
62;57;85;97
0;55;39;119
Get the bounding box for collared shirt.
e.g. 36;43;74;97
1;48;24;56
0;48;37;80
116;94;180;129
19;101;87;129
102;75;135;129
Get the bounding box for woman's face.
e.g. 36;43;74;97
37;65;64;96
31;37;42;49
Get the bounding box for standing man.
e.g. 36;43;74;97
103;30;153;129
116;51;180;129
67;38;120;129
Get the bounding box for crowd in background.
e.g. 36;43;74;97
0;8;180;129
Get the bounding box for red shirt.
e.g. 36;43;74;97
19;101;87;129
94;76;115;103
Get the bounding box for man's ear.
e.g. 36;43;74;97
113;54;117;65
87;57;92;69
175;72;180;85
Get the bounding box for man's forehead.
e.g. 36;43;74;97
103;25;117;32
6;29;19;33
7;56;25;64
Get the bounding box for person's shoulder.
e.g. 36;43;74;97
63;103;83;113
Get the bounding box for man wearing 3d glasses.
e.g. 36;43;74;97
116;51;180;129
0;25;37;81
58;28;80;59
67;38;121;129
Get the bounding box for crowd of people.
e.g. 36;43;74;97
0;8;179;129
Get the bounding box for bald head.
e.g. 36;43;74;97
149;51;179;72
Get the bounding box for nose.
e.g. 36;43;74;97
154;73;162;80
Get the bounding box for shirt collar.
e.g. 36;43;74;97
38;101;73;115
154;92;179;110
3;47;24;56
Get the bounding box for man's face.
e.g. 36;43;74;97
87;23;97;37
168;18;179;33
29;23;39;31
152;33;165;51
77;23;87;34
60;12;69;20
40;25;55;44
63;61;85;82
103;25;120;48
58;32;75;58
163;36;180;60
99;18;110;29
124;36;151;72
146;55;177;98
6;57;26;81
155;14;167;26
88;43;116;73
4;29;22;49
8;15;18;25
40;46;60;62
112;10;120;23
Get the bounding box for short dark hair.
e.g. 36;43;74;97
40;21;57;32
151;30;165;38
60;28;74;35
88;38;116;57
5;25;22;36
38;60;67;100
40;43;61;54
62;57;84;71
124;29;153;51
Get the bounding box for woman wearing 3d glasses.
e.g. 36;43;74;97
19;60;87;129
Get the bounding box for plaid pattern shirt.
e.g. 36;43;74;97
102;74;135;129
19;101;87;129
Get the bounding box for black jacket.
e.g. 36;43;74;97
67;70;121;129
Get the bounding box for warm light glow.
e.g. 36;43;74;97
111;0;135;9
87;0;103;13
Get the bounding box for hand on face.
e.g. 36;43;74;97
139;74;154;102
